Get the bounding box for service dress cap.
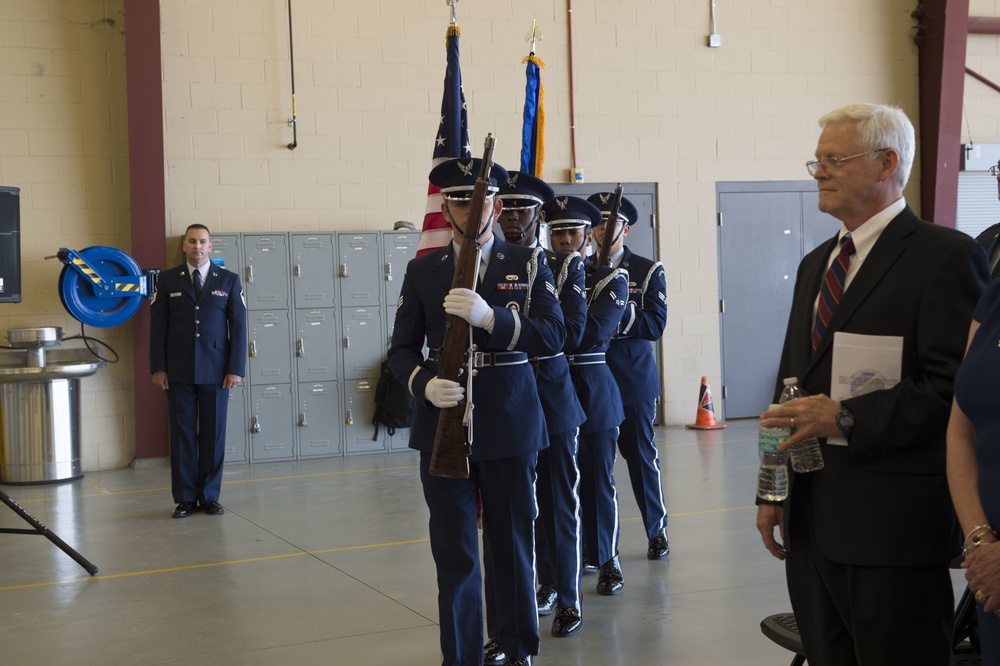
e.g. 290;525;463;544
429;158;510;200
497;171;555;210
587;192;639;226
542;195;603;230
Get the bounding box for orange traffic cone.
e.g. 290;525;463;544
686;376;727;430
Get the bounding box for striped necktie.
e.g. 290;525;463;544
193;268;204;296
811;233;855;351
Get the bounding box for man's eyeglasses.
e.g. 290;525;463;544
806;148;889;177
988;164;1000;176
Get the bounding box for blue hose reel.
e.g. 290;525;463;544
55;247;154;328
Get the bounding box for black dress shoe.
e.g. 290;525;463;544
551;606;583;637
203;500;224;516
536;583;558;616
503;657;532;666
596;557;624;595
484;637;506;665
647;528;670;559
582;562;599;574
172;502;195;518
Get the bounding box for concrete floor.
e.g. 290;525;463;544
0;419;966;665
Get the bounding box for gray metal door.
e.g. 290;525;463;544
342;306;384;380
249;383;295;461
344;378;385;453
292;233;336;309
717;182;839;419
338;232;382;308
247;309;292;385
296;381;343;458
244;234;290;310
295;308;338;383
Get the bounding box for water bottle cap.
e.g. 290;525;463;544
783;377;798;385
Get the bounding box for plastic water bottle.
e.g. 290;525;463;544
757;404;789;501
779;377;825;473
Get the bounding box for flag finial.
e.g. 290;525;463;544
448;0;459;26
524;16;542;55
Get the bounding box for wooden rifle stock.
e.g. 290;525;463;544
428;135;497;478
596;184;624;268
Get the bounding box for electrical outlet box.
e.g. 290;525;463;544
708;34;721;48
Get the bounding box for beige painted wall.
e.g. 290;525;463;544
4;0;987;471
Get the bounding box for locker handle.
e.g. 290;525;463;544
346;409;353;426
296;338;304;357
343;336;349;349
385;262;392;282
249;340;258;357
340;263;348;278
299;412;307;427
246;265;254;283
251;415;261;433
294;263;302;278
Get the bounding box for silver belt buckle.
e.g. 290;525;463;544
472;351;486;368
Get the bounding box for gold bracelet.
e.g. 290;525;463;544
965;524;996;547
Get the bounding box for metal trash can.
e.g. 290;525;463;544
0;328;104;485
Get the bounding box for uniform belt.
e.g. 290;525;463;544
472;351;528;367
427;349;528;368
531;352;565;363
567;352;605;365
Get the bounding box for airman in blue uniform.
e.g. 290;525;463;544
485;173;587;649
547;196;629;597
388;158;565;666
588;193;670;561
149;224;247;518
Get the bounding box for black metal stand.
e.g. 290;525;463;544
0;487;98;575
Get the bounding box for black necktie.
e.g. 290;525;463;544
193;269;204;296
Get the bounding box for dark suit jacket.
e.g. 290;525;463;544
975;221;1000;278
149;264;247;384
388;239;566;460
776;206;988;567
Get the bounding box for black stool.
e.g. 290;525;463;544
759;613;805;666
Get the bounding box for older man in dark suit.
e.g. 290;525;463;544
150;224;247;518
756;103;989;665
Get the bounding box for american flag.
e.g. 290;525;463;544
416;24;472;257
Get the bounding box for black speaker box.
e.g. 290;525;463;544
0;186;21;304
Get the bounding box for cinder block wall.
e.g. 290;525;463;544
5;0;982;469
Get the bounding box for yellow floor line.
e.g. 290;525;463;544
0;507;757;593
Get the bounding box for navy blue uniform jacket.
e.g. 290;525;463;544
388;239;565;460
149;264;247;383
607;247;667;406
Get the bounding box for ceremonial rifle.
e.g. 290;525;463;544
428;134;497;478
595;183;624;268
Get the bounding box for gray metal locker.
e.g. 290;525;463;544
342;306;384;380
245;234;290;310
343;378;385;453
338;232;382;307
248;309;293;385
388;424;411;451
224;383;248;463
382;230;419;307
296;381;343;458
212;234;249;463
250;383;296;461
385;305;398;350
292;233;337;309
294;308;339;383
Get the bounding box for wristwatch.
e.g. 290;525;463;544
836;407;855;439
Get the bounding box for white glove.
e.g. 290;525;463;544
444;288;495;331
424;377;465;408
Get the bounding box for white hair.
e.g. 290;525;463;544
819;103;915;189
